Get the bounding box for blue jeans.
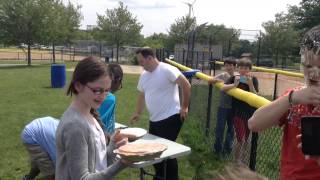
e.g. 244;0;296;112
214;107;234;154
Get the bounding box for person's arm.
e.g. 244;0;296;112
106;130;128;165
221;76;239;92
248;95;290;132
249;86;320;132
129;92;145;124
175;75;191;120
208;73;224;84
221;84;236;91
63;124;125;180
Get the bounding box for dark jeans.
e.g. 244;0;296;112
214;107;234;154
149;114;183;180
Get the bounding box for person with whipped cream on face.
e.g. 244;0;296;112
248;25;320;180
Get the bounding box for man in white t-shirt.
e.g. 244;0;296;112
130;47;191;180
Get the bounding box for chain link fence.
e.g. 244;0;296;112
163;52;296;179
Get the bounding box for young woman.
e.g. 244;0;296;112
98;63;124;134
55;57;127;180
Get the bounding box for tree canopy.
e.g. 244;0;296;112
0;0;81;65
96;2;143;62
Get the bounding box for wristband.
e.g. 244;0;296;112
288;90;294;107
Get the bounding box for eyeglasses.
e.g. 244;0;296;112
85;85;109;95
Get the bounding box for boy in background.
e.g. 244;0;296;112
98;63;123;134
21;116;59;180
209;57;237;156
222;57;259;165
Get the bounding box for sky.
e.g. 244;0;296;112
68;0;302;38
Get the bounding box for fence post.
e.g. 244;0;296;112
205;84;213;137
162;48;165;62
202;59;205;72
273;73;278;100
213;59;216;76
61;49;63;61
69;47;72;61
196;51;199;69
182;49;185;65
249;132;259;171
73;47;75;62
202;51;205;61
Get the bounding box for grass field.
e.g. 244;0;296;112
0;61;228;179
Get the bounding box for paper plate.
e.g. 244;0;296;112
120;127;147;141
114;142;167;161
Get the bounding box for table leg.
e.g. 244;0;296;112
140;168;145;180
163;159;167;180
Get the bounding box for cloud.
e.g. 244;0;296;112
109;0;135;4
130;2;175;9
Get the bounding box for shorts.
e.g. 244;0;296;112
24;143;55;176
233;116;250;142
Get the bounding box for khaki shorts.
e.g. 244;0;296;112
24;143;55;176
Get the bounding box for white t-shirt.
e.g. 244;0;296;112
137;62;182;122
88;118;108;172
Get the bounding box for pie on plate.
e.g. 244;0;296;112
114;142;167;161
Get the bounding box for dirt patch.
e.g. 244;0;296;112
251;71;304;97
196;70;304;97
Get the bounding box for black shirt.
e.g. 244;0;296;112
226;75;259;119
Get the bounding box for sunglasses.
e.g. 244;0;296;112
85;85;109;95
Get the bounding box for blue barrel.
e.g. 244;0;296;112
51;64;66;88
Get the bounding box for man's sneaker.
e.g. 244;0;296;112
22;175;36;180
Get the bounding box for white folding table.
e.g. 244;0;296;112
115;123;191;180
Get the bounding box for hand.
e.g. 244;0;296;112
120;158;134;165
112;130;129;148
246;75;253;85
234;75;240;87
296;134;320;166
129;112;140;125
291;86;320;106
208;77;222;84
116;137;128;148
180;107;188;121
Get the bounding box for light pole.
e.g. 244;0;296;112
186;22;207;67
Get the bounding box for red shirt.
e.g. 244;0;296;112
279;87;320;180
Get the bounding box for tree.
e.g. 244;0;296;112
261;13;299;66
168;16;196;44
97;2;143;62
0;0;81;65
74;29;94;41
44;1;82;63
288;0;320;32
142;33;170;49
197;24;240;57
0;0;50;65
232;40;256;58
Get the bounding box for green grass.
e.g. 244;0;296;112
0;62;226;180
